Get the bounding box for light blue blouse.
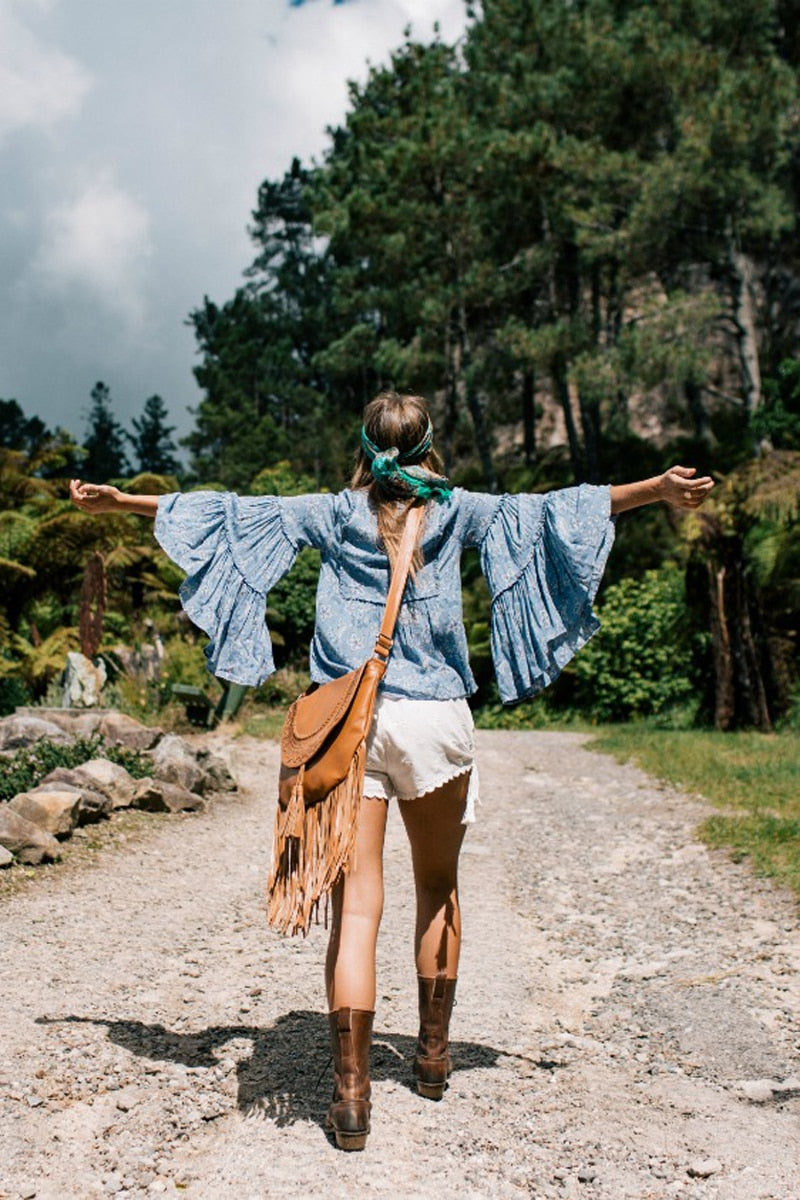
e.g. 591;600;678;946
154;485;615;705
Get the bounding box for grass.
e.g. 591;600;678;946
588;725;800;897
236;706;287;741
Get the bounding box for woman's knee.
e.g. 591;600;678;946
415;867;459;907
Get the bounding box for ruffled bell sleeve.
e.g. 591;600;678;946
155;492;318;686
480;485;615;704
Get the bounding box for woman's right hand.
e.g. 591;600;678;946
69;479;125;514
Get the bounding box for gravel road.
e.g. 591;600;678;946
1;730;798;1200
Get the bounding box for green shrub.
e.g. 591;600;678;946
0;676;30;717
160;635;220;691
267;548;320;661
570;563;702;722
0;736;151;803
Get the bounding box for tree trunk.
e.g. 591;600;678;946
522;369;536;468
728;244;764;430
455;299;497;493
578;390;602;483
684;379;710;442
704;528;773;732
552;353;583;480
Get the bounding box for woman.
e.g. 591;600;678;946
70;390;713;1150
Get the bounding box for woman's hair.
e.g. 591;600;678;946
351;390;445;573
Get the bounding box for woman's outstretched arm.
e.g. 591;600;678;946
69;479;159;518
610;465;714;515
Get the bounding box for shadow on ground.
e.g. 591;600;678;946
38;1011;511;1129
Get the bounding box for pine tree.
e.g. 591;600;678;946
82;382;130;481
128;394;180;475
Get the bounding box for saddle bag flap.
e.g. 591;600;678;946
281;662;369;767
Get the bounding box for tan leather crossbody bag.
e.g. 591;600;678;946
267;504;424;936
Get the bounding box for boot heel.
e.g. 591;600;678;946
416;1078;446;1101
334;1130;369;1151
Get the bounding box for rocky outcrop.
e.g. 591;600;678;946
8;788;82;838
35;778;114;823
0;716;71;751
96;712;162;752
0;709;238;873
0;808;60;864
41;760;138;810
130;779;205;813
195;747;237;793
7;709;163;750
62;651;107;708
147;736;205;793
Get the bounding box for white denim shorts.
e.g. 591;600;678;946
363;695;479;823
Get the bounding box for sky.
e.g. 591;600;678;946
0;0;470;452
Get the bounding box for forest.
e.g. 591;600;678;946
1;0;799;733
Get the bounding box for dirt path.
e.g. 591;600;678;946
1;731;798;1200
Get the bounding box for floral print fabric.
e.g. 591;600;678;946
154;484;614;704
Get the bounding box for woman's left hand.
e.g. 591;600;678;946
659;466;715;509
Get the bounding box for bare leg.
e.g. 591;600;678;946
325;795;388;1012
397;772;469;979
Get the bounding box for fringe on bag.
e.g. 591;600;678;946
266;740;367;937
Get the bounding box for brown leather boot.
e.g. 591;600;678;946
326;1007;373;1150
415;971;457;1100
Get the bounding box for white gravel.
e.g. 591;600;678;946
1;730;798;1200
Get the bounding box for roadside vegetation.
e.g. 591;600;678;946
1;4;799;887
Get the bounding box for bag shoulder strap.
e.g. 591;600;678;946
373;504;425;662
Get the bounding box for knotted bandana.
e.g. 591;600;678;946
360;421;452;501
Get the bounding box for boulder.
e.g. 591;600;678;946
130;778;205;813
0;845;13;868
96;712;162;752
0;807;60;864
8;789;82;838
34;780;113;824
195;747;237;793
41;760;138;809
62;651;107;707
0;715;71;751
148;735;204;792
14;708;104;738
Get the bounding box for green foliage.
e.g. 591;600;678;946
159;635;221;692
0;677;30;717
570;563;702;721
249;461;319;496
753;359;800;449
267;549;320;660
128;395;181;475
82;382;130;481
0;736;151;804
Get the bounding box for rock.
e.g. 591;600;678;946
97;712;162;751
0;844;13;868
62;651;107;707
30;780;113;824
195;747;237;792
149;735;204;792
13;707;104;738
8;789;82;837
687;1159;721;1179
577;1167;597;1183
42;760;138;809
737;1078;776;1103
130;778;205;813
0;715;71;750
0;807;61;864
737;1077;800;1103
